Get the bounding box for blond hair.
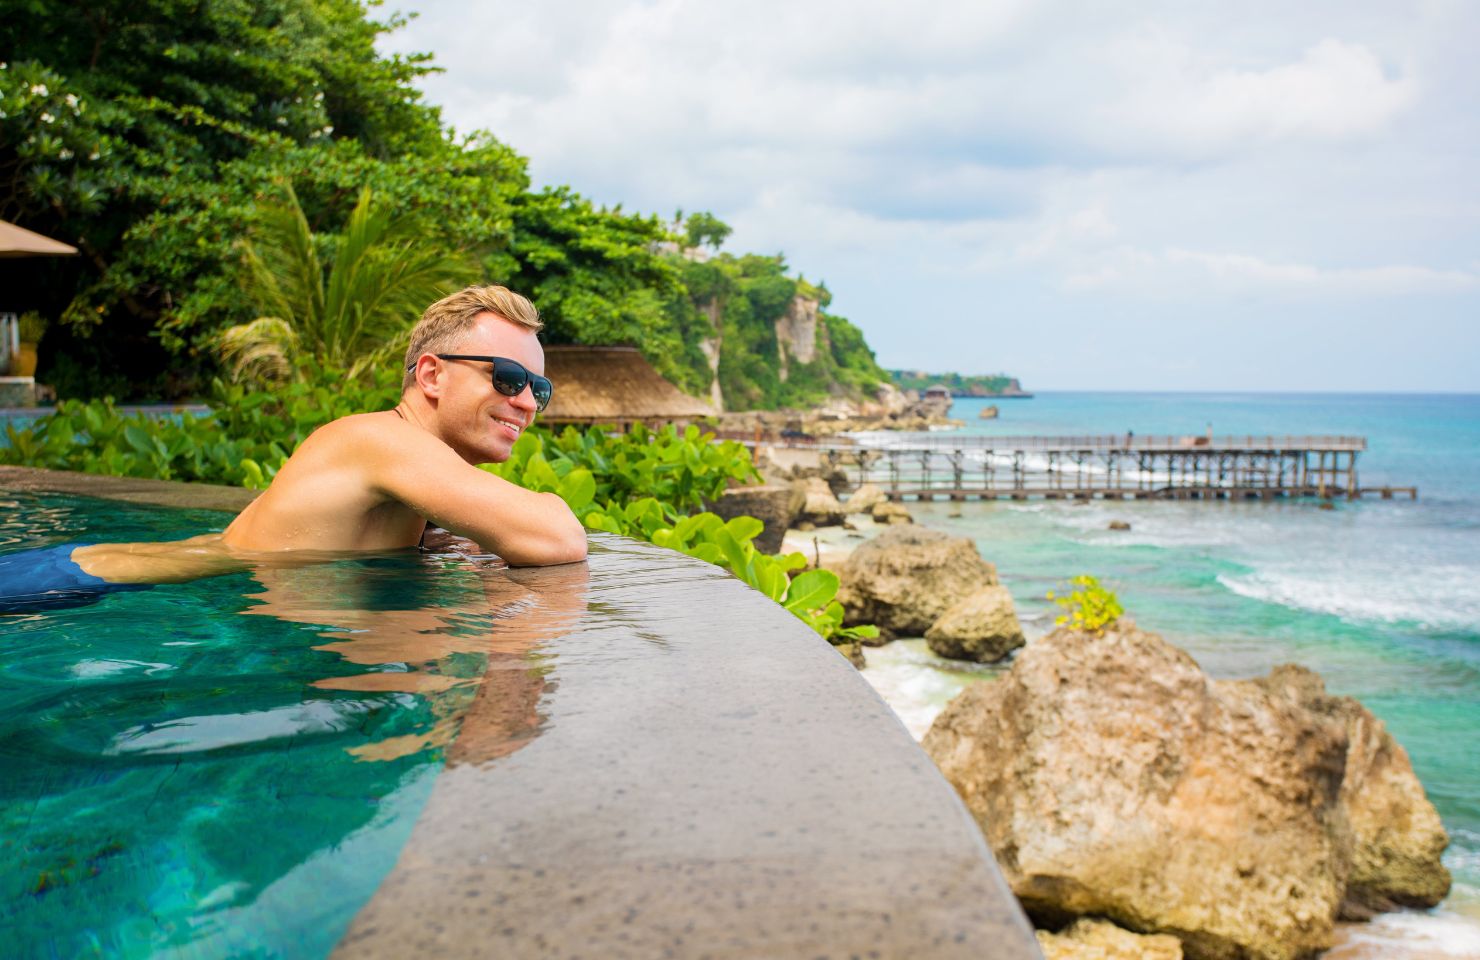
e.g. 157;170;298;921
402;285;543;390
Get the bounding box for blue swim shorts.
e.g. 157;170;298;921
0;543;153;614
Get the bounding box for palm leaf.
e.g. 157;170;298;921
224;182;479;381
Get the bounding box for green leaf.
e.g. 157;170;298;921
784;569;840;614
123;424;156;456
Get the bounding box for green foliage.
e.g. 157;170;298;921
482;426;873;643
17;311;48;342
1;0;892;417
890;370;1017;395
0;1;454;394
484;423;759;517
1047;575;1125;634
219;181;478;382
682;211;732;251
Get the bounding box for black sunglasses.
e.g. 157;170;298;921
413;354;554;412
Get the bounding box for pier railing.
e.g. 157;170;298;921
837;434;1369;453
752;433;1412;502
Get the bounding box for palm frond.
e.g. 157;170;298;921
225;182;480;378
216;316;300;384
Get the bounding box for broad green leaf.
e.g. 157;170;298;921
784;569;840;614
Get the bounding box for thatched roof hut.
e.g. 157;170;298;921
539;345;716;428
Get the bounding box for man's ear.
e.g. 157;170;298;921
412;354;446;399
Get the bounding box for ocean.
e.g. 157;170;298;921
853;392;1480;957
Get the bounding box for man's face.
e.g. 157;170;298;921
428;313;546;465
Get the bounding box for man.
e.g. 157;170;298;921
1;285;586;611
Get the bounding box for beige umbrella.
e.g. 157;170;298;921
0;218;78;258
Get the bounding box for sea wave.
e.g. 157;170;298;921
1216;566;1480;632
1326;909;1480;958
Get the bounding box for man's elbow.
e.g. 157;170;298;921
508;496;588;566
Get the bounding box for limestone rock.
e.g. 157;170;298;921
924;585;1024;662
845;483;887;514
1108;520;1131;531
979;405;1000;420
1256;666;1453;918
922;621;1450;960
871;501;914;525
835;526;997;638
704;484;800;554
791;476;846;526
1037;919;1182;960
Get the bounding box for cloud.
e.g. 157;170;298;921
1098;37;1416;155
1066;247;1479;297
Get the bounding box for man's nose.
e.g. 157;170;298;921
509;383;539;412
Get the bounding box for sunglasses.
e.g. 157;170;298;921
415;354;554;412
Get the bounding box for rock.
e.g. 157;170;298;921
923;621;1450;960
792;477;846;526
1107;520;1131;531
845;483;887;514
1037;919;1183;960
871;500;914;525
924;585;1024;662
704;484;802;554
835;526;997;638
979;405;1000;419
1257;666;1452;918
836;641;866;669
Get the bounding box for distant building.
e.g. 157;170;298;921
923;385;952;401
540;345;717;429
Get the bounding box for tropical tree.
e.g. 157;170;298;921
218;182;478;382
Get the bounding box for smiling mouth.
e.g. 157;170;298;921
493;416;525;436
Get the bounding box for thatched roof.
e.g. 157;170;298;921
0;219;78;258
540;345;716;426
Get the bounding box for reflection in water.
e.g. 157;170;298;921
239;545;589;766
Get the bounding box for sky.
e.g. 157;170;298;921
381;1;1480;391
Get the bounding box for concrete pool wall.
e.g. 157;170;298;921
2;466;1041;958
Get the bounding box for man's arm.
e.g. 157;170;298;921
372;422;588;566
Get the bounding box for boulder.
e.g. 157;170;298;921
871;500;914;525
1037;919;1182;960
979;405;1000;420
1107;520;1131;531
791;476;846;527
845;483;887;514
1257;666;1452;918
704;484;801;555
835;526;997;638
923;621;1449;960
924;585;1025;662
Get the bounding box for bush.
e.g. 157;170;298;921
1046;575;1124;634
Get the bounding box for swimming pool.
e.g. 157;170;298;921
1;491;526;957
1;482;1038;959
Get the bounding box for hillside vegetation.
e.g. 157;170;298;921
0;0;885;409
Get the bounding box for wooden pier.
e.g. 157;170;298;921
760;434;1417;502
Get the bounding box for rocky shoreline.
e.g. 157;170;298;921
736;471;1452;960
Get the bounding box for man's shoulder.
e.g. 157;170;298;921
302;410;419;457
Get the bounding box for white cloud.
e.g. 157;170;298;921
1099;37;1416;155
1066;247;1478;297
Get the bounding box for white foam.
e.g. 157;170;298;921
1218;565;1480;631
1327;909;1480;958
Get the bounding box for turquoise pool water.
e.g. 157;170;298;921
0;493;512;958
